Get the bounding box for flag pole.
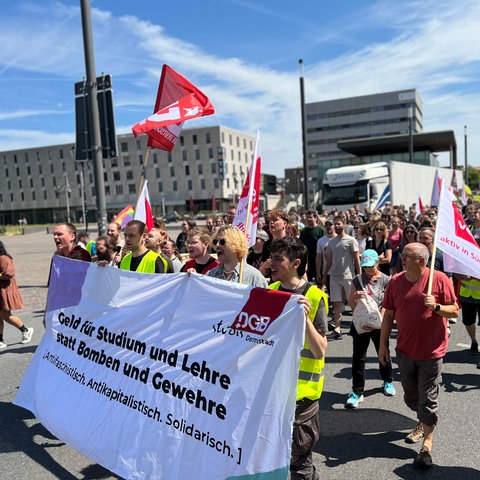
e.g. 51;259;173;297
135;146;151;210
238;186;253;284
427;243;438;295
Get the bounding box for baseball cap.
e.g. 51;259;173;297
256;229;269;242
360;249;379;267
324;217;334;226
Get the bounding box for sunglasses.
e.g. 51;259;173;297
405;230;415;234
212;238;226;246
375;228;385;232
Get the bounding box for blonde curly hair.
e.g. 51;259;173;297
214;226;248;261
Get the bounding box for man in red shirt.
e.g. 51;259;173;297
379;242;458;469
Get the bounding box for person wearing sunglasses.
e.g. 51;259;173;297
394;225;419;273
207;226;268;288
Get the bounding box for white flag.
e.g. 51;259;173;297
233;131;261;247
134;180;154;231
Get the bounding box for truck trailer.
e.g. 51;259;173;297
321;161;463;213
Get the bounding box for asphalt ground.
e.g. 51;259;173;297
0;228;479;480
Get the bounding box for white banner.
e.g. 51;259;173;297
15;257;305;480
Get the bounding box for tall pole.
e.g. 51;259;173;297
80;0;107;235
464;125;468;185
299;59;309;210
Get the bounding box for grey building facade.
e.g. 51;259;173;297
305;89;423;184
0;126;255;226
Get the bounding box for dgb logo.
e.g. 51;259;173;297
229;287;291;336
231;312;273;334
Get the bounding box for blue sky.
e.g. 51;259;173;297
0;0;479;176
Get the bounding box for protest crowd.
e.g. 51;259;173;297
3;193;480;480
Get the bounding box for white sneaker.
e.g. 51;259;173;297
0;341;7;348
21;327;34;344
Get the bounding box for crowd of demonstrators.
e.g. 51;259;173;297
246;229;269;270
180;227;219;275
0;241;34;348
93;235;117;267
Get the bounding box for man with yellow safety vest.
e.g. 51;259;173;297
119;220;168;274
268;237;328;480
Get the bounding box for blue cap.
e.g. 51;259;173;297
360;249;379;267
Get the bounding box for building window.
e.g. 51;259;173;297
156;167;161;178
113;172;121;181
170;166;175;177
195;149;200;160
16;167;20;176
27;166;31;175
124;155;131;166
173;181;177;191
185;165;190;176
208;147;214;159
129;184;136;194
105;185;110;196
136;140;141;151
43;191;47;200
126;170;134;180
59;149;64;159
193;134;197;145
210;163;217;174
19;179;22;188
200;179;206;189
214;178;219;188
4;168;8;178
24;152;29;162
198;164;203;175
50;164;54;174
41;178;45;187
206;132;211;144
29;178;33;188
168;152;173;163
53;178;57;187
103;172;108;182
111;158;118;167
153;153;158;164
116;185;123;195
243;139;246;149
236;137;240;147
188;180;193;190
180;136;184;147
138;154;143;164
182;151;187;161
121;142;129;153
21;192;25;201
158;182;163;192
229;134;232;145
32;191;36;201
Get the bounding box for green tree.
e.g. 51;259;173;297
467;166;480;193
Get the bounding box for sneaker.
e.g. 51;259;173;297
345;392;364;408
415;446;433;468
327;330;343;340
469;341;479;355
405;422;424;444
327;321;336;332
383;381;396;396
448;317;457;324
21;327;34;344
0;341;7;349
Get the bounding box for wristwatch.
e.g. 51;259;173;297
435;304;441;312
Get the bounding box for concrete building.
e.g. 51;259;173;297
0;126;256;226
305;88;423;185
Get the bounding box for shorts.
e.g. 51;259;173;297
329;277;352;303
461;301;480;326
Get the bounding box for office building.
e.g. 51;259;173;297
0;126;256;226
305;89;423;183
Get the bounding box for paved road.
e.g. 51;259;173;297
0;230;479;479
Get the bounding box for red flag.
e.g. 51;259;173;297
233;132;262;247
132;65;214;152
134;180;154;232
415;194;424;218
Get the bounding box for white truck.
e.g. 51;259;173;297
321;161;463;212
